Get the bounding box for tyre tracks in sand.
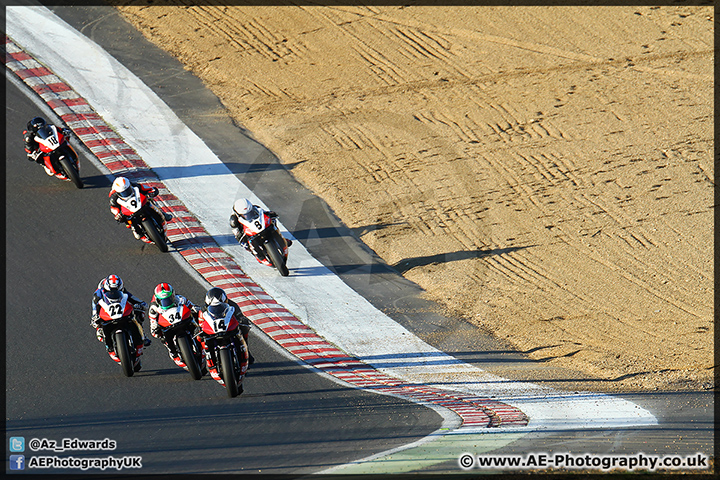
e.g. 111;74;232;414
116;4;714;391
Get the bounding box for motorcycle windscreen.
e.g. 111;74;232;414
35;125;55;140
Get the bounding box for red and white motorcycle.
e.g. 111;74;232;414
156;303;205;380
237;206;290;276
33;124;83;188
198;304;249;398
96;290;145;377
116;186;169;253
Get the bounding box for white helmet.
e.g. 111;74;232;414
233;198;254;219
112;177;132;197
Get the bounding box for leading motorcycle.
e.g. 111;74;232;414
115;186;169;253
96;289;145;377
236;205;290;276
199;303;249;397
156;303;205;380
33;124;83;188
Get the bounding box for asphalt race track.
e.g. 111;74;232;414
5;75;442;475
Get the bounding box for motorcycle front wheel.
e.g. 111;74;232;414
177;334;203;380
266;239;289;276
219;348;239;398
113;329;135;377
58;155;83;189
141;218;169;253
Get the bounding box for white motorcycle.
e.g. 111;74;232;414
33;124;83;188
115;186;169;253
236;206;290;276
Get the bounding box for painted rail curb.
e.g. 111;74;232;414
5;35;528;428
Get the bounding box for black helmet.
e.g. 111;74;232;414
204;287;227;308
27;116;46;131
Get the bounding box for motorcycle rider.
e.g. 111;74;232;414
197;287;254;382
23;116;72;177
229;198;292;259
91;274;151;354
204;287;254;365
109;176;170;243
148;282;202;365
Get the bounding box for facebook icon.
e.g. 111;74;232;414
9;455;25;470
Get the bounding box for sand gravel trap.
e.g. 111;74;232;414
115;4;714;392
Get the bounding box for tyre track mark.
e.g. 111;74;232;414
191;5;307;62
348;7;713;82
300;7;431;87
468;139;711;330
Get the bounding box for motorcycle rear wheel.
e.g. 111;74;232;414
177;334;203;380
113;329;134;377
219;348;239;398
141;218;169;253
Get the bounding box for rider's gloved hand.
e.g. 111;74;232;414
90;315;101;329
114;212;125;222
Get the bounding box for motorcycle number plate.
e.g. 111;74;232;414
99;294;129;320
162;307;183;324
208;317;227;333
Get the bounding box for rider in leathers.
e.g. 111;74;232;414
197;288;254;384
148;283;202;365
91;274;151;355
229;198;292;261
109;176;168;243
23;116;72;177
204;287;254;365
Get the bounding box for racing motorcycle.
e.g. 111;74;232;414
199;303;249;397
33;124;83;188
237;205;290;276
116;186;169;253
96;289;145;377
156;303;205;380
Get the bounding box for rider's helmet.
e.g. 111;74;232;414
102;274;124;292
154;282;176;310
233;198;255;220
112;176;133;198
27;116;46;132
204;287;228;308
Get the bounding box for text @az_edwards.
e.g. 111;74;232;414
28;437;116;452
